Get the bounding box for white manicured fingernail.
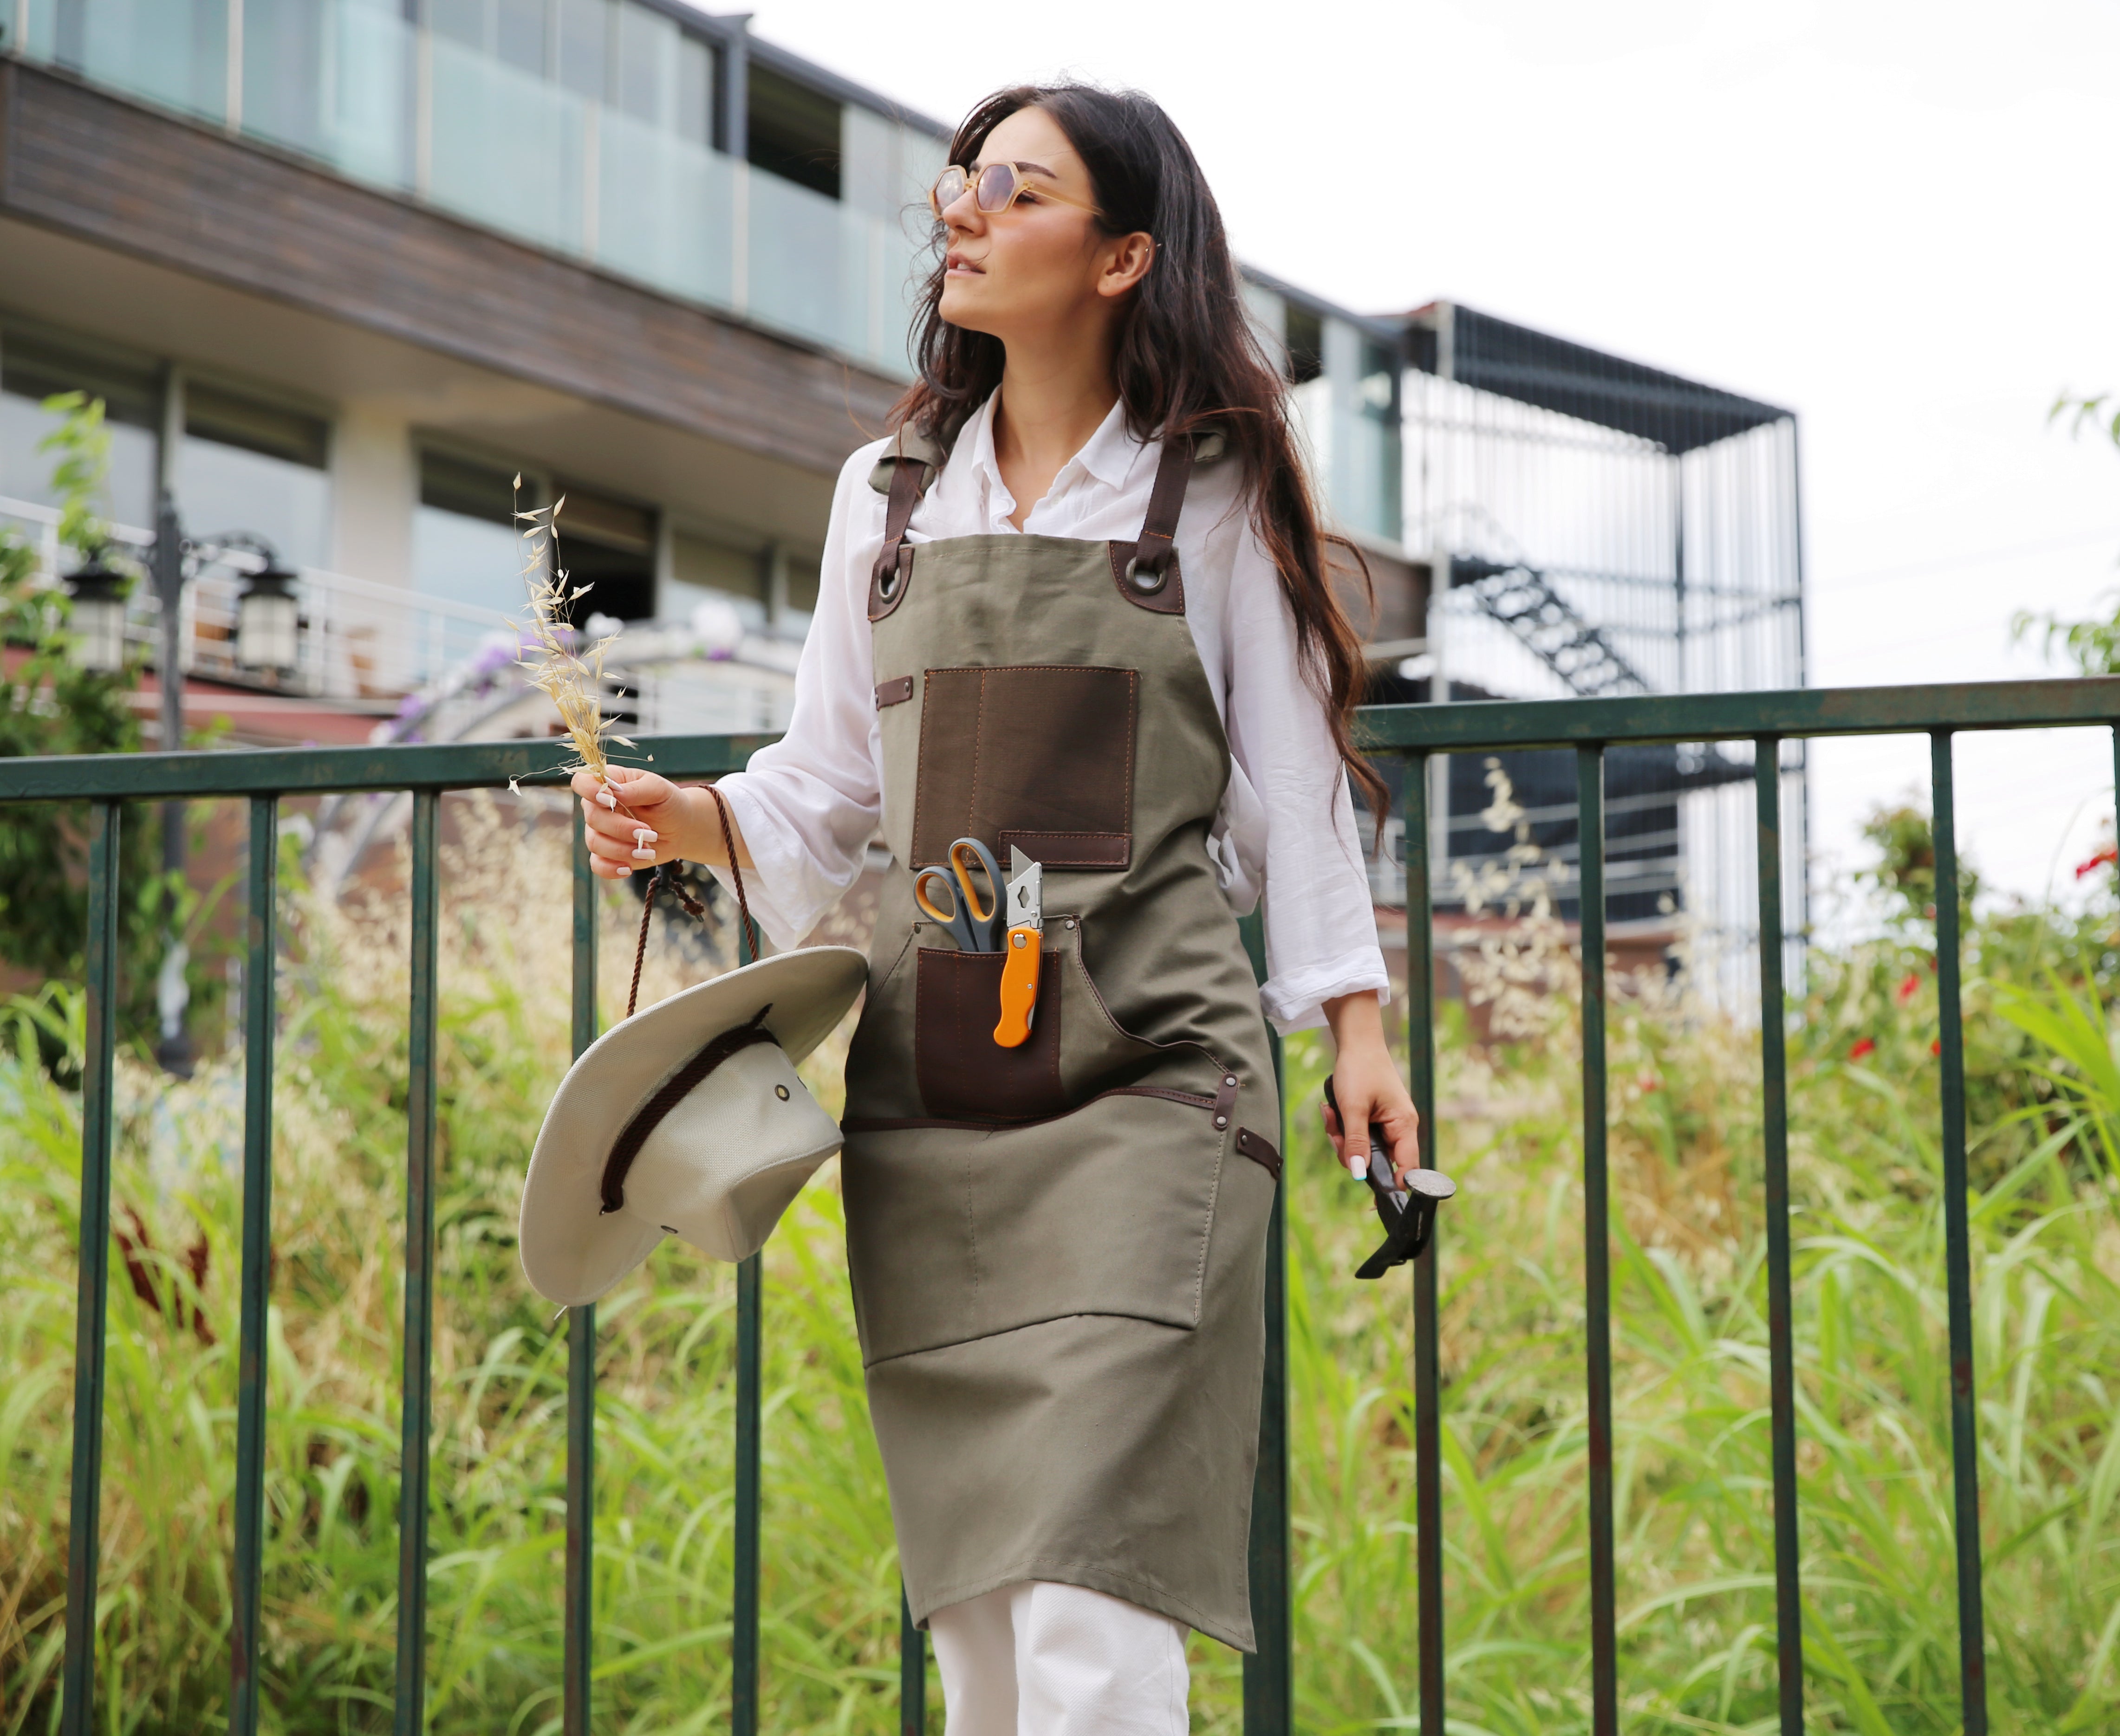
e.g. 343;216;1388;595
632;846;655;861
598;789;617;809
634;828;657;845
1350;1156;1366;1179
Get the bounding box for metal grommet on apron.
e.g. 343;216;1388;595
842;427;1282;1651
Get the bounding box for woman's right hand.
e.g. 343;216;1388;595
573;766;693;880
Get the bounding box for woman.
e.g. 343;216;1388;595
574;81;1420;1733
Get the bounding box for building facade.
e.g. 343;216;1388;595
1;1;1798;953
0;2;1410;745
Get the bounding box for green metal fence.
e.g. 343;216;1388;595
12;673;2118;1734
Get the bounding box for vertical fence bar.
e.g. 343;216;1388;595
2111;725;2120;852
229;796;279;1736
734;907;762;1736
564;830;598;1736
1240;908;1291;1736
733;1253;762;1736
1929;731;1988;1736
1404;754;1445;1736
899;1586;925;1736
1753;742;1804;1735
394;789;441;1736
1575;746;1618;1736
59;800;121;1736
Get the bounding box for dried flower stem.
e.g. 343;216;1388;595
512;475;648;815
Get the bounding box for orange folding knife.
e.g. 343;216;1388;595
993;847;1044;1048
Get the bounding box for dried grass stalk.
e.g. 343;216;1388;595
513;476;644;797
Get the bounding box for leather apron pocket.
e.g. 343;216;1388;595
911;665;1137;869
914;945;1066;1121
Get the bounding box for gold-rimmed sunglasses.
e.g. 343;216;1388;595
929;161;1100;220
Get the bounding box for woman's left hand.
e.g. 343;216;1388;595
1320;991;1422;1185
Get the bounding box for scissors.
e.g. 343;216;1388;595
913;837;1005;952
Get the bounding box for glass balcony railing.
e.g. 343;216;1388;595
14;0;924;378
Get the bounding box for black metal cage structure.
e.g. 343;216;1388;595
1392;302;1808;965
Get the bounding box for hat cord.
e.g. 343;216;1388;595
626;782;761;1020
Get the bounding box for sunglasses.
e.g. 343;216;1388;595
929;161;1100;221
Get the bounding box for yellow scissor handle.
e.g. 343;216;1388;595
912;866;961;926
948;839;999;926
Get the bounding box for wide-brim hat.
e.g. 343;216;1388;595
520;946;868;1306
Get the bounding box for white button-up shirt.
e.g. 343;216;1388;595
711;392;1388;1034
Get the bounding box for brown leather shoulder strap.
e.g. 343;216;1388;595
865;425;945;494
868;443;928;620
1133;434;1196;577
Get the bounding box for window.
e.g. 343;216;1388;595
612;0;676;125
185;384;329;468
413;449;531;620
0;330;161;529
748;61;840;200
781;548;820;617
495;0;546;73
1359;338;1400;422
555;485;657;622
555;0;608;102
430;0;487;52
669;530;767;628
176;382;332;570
676;31;715;147
1284;304;1325;388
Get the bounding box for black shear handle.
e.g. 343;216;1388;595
1322;1075;1453;1281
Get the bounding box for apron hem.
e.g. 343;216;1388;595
909;1556;1256;1654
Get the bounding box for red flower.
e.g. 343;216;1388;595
1896;972;1920;1004
2075;845;2118;881
1931;1038;1942;1056
1849;1036;1878;1061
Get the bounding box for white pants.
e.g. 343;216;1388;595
928;1581;1190;1736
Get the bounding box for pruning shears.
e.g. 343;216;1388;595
1323;1075;1457;1280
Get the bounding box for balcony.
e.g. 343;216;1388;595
7;0;935;378
2;491;802;745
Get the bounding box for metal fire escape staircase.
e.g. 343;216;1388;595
1448;553;1652;698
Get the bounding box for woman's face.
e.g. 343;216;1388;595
936;106;1149;345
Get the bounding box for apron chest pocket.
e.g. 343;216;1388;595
914;945;1067;1121
912;665;1137;870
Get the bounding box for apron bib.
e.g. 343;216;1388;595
840;429;1282;1650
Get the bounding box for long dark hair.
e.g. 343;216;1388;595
893;82;1388;824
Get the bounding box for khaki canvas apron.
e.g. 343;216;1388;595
840;428;1282;1651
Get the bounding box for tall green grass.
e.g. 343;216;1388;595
2;797;2115;1733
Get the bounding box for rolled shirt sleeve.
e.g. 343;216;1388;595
1207;501;1390;1035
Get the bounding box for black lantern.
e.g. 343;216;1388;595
236;558;300;674
64;550;131;674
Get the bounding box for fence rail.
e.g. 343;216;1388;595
9;673;2118;1735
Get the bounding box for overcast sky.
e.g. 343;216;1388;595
738;0;2120;910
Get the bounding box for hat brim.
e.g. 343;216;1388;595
520;945;869;1304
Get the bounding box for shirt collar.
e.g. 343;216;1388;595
958;395;1012;527
961;391;1147;519
1067;397;1142;492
